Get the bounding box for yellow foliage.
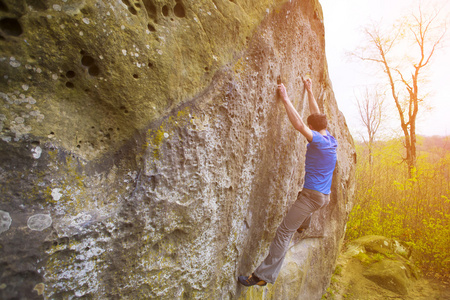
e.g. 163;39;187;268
346;137;450;277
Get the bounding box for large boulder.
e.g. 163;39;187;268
0;0;355;299
324;236;449;300
343;236;419;296
363;259;413;295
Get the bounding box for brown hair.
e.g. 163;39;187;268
307;113;327;131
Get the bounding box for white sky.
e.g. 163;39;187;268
320;0;450;139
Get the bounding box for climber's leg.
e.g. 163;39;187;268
251;189;329;284
297;213;312;234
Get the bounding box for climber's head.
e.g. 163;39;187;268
307;113;327;131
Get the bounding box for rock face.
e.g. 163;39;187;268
329;236;424;299
0;0;355;299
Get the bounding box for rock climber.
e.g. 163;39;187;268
238;77;338;287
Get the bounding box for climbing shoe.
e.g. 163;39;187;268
238;274;267;286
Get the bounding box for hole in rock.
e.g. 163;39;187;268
66;82;75;88
121;0;137;15
143;0;157;20
128;6;137;15
136;3;141;8
162;5;169;16
133;74;139;79
120;106;129;114
80;50;86;55
27;0;48;10
77;144;81;148
31;141;40;146
0;18;23;36
88;65;100;76
81;55;95;66
148;62;153;68
0;0;8;12
121;0;131;8
147;23;156;31
66;70;76;78
174;3;185;18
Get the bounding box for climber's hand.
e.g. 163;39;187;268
277;83;288;102
303;77;312;93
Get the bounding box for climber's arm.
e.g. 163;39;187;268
303;77;321;115
277;83;313;142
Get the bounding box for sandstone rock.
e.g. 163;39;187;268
342;235;419;296
0;0;355;299
326;235;448;300
349;235;412;259
363;259;412;295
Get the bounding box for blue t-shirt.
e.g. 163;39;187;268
303;130;337;194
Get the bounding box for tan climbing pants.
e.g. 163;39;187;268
254;188;330;284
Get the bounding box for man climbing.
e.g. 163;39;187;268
238;77;338;287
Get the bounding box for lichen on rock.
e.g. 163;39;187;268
0;210;12;234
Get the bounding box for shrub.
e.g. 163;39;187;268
346;137;450;277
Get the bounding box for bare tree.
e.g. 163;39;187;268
355;5;446;177
356;87;384;167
